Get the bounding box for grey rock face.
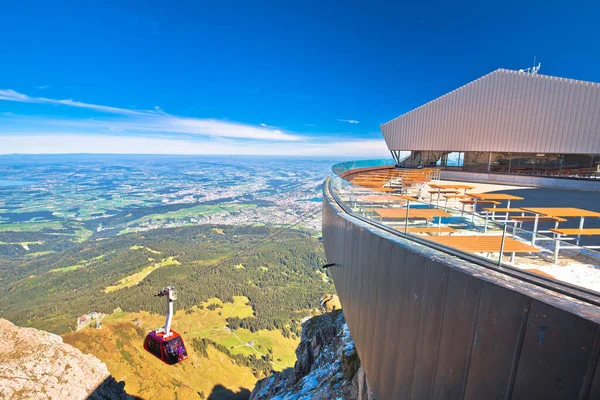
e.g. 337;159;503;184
250;310;374;400
0;318;132;400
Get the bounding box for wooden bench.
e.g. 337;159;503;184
429;190;459;204
483;208;524;213
460;200;501;206
459;200;501;217
510;216;568;239
444;194;469;199
374;187;396;193
511;216;567;224
428;190;458;194
550;228;600;236
406;227;457;234
481;208;525;221
549;228;600;262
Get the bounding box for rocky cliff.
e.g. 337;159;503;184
0;318;132;400
250;310;374;400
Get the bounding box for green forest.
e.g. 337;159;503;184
0;225;333;335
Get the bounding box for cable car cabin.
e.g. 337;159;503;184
144;330;188;365
144;286;188;365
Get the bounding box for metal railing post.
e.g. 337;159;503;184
405;199;410;234
498;224;507;266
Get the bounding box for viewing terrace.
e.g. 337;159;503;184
331;160;600;295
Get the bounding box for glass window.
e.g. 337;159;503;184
562;154;593;177
165;337;185;355
426;151;443;167
164;337;187;364
402;152;599;179
436;152;452;169
509;153;537;174
464;152;489;172
146;336;162;358
405;151;423;168
445;152;464;169
592;155;600;178
489;153;511;173
533;154;561;176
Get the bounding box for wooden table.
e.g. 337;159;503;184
429;184;475;206
402;177;430;196
373;207;451;229
355;195;415;211
467;193;524;209
425;235;539;263
373;187;396;193
374;208;450;220
430;184;474;188
357;195;405;203
406;227;457;234
353;181;386;186
519;207;600;245
428;190;458;205
430;183;475;191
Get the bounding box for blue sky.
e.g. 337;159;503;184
1;0;599;156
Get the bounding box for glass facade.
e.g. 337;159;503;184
464;152;489;172
400;151;600;179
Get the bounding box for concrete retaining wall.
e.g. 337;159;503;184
322;179;600;399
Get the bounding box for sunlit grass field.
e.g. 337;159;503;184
63;296;300;399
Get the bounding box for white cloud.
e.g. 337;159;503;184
0;89;390;157
0;89;301;141
37;85;50;90
0;134;390;157
337;119;360;124
0;90;31;102
0;89;151;116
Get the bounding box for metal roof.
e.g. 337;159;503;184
381;69;600;154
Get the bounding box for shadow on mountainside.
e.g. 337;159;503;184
207;384;251;400
86;375;142;400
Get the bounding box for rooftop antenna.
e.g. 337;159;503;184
519;57;541;74
532;56;541;74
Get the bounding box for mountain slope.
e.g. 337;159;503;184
62;308;266;399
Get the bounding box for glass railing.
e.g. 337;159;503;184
329;160;600;296
331;159;396;176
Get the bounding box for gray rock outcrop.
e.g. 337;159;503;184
0;318;132;400
250;310;374;400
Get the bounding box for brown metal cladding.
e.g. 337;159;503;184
381;69;600;153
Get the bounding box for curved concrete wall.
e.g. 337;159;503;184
322;179;600;399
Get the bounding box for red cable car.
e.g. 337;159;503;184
143;286;188;365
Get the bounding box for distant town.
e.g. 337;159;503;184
0;156;335;248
